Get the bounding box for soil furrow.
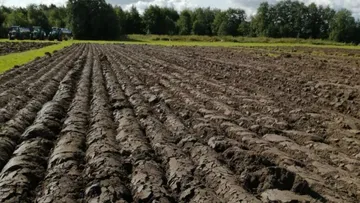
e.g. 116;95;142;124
0;45;85;171
110;46;353;202
0;45;84;122
0;51;85;202
0;58;49;92
36;45;93;203
100;55;175;202
134;66;354;202
106;47;263;203
83;51;131;203
0;42;56;56
113;54;317;203
140;46;360;145
104;48;223;203
123;46;360;183
0;45;77;95
0;43;359;203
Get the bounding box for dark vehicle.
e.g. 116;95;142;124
48;27;63;41
30;26;46;40
60;28;72;41
8;26;31;40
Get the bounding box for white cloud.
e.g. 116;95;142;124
121;0;199;13
2;0;65;7
230;0;360;18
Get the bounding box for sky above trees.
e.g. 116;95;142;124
2;0;360;18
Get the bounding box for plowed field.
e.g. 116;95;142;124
0;42;56;56
0;43;360;203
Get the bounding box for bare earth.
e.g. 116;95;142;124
0;42;56;56
0;44;359;203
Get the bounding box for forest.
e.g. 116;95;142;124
0;0;359;43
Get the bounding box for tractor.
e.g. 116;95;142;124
30;26;46;40
8;26;31;40
48;27;63;41
60;28;72;41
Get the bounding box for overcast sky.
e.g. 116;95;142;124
2;0;360;18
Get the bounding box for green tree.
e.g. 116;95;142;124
46;6;68;29
177;10;192;35
273;0;307;38
217;20;229;36
318;6;336;39
329;9;357;43
143;5;164;34
164;16;177;35
303;3;321;38
4;10;29;27
27;4;51;31
192;20;206;35
251;2;272;37
67;0;120;40
0;7;5;37
237;21;251;36
114;6;126;35
192;8;216;35
212;11;226;35
125;6;143;34
163;7;179;34
356;21;360;44
143;6;178;35
163;7;179;22
223;8;246;36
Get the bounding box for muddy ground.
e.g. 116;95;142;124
0;43;359;202
0;42;56;56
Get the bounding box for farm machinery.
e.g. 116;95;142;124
30;26;46;40
8;26;31;40
48;27;73;41
48;27;65;41
60;28;72;40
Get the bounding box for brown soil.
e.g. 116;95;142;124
0;42;56;56
0;44;359;202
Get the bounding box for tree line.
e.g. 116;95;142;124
0;0;359;43
0;4;67;36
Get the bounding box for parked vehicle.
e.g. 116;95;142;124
48;27;63;41
60;28;72;41
8;26;31;40
30;26;46;40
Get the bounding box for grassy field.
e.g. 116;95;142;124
0;41;74;73
0;35;359;73
128;35;360;48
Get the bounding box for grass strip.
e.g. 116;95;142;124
1;35;360;73
0;41;73;73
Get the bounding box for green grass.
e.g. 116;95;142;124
127;34;360;48
0;39;136;73
1;35;360;73
0;41;73;73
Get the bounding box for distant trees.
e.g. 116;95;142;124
143;6;178;35
46;6;68;28
67;0;120;39
329;9;357;43
125;6;144;34
0;4;68;37
4;9;28;27
27;4;51;31
0;0;359;43
213;9;246;36
192;8;216;35
177;10;192;35
0;7;6;37
249;0;359;43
